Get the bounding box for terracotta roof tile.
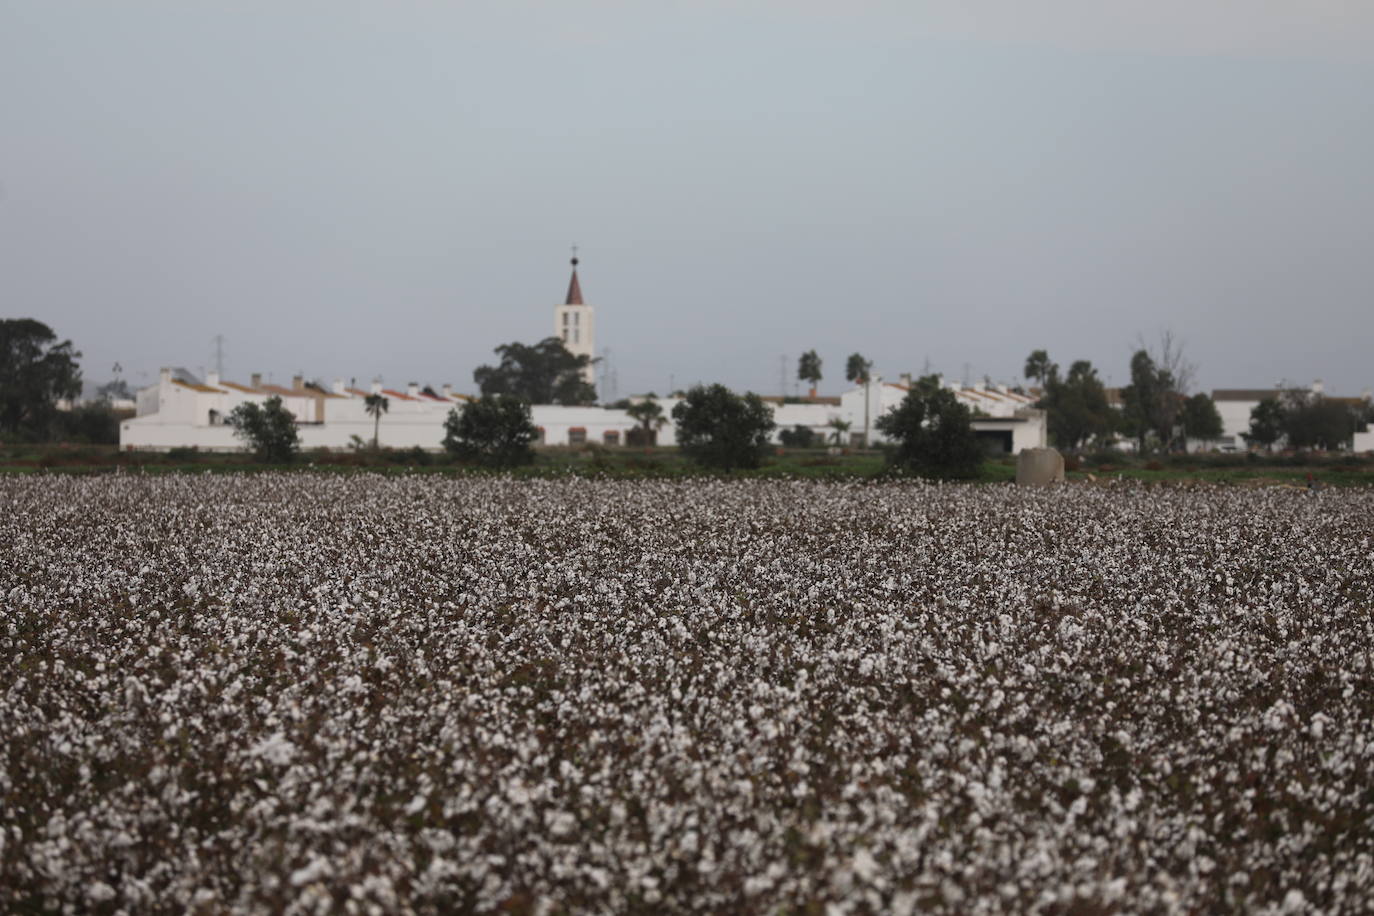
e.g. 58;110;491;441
219;381;261;394
171;379;224;394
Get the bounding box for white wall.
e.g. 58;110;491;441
122;369;1048;456
1215;399;1258;445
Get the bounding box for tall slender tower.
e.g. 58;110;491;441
553;251;596;388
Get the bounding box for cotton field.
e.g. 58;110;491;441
2;475;1372;914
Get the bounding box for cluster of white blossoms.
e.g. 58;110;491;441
2;474;1372;914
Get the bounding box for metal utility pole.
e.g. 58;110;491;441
779;355;788;399
863;375;871;449
212;334;225;376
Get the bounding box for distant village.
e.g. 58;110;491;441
116;259;1374;456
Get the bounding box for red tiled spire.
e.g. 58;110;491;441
565;255;584;306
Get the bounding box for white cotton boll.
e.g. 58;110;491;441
1282;889;1307;913
405;795;427;815
290;857;332;887
86;881;117;903
545;810;577;837
250;732;296;766
851;848;879;883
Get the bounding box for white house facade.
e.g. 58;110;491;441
121;370;1046;455
1211;382;1373;452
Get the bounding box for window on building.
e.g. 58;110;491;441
568;427;587;445
208;409;221;426
603;430;620;446
534;426;545;444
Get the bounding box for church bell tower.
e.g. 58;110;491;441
553;251;596;389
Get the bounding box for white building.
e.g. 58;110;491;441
1212;381;1372;452
1211;387;1283;451
833;376;1045;454
120;370;1047;456
121;253;1047;455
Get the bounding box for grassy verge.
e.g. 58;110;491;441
3;443;1372;486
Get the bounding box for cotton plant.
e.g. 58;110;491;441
1;474;1372;913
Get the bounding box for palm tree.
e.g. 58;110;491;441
797;350;823;399
627;399;666;432
364;394;389;449
828;417;852;446
845;353;873;447
844;353;872;385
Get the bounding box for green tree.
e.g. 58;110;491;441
845;353;872;384
1243;397;1285;451
875;375;983;478
828;417;852;445
1121;350;1183;452
1121;333;1194;452
1023;349;1056;390
778;425;816;448
1282;391;1357;451
442;395;538;467
797;350;823;397
473;337;596;405
364;393;389;449
1041;359;1112;451
228;396;300;463
94;379;132;403
625;399;667;446
52;404;121;444
671;384;776;470
1181;393;1223;449
0;319;83;440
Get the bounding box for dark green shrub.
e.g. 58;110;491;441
227;396;300;463
442;396;537;468
167;446;201;463
779;425;817;449
671;384;776;471
874;376;983;479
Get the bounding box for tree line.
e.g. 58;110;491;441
11;316;1364;465
1024;336;1368;454
0;319;130;445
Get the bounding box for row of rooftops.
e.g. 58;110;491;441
160;369;473;403
158;368;1369;411
1212;380;1373;404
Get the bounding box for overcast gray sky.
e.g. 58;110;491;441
3;0;1372;397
